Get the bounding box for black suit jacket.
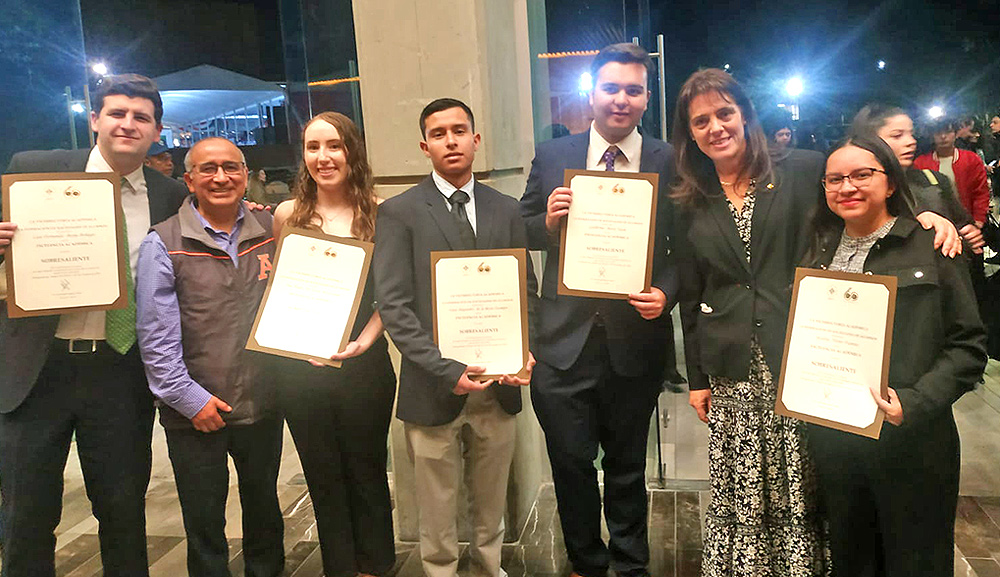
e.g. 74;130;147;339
374;176;538;427
519;131;677;377
676;148;825;390
0;148;189;413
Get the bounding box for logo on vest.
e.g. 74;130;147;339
257;254;273;280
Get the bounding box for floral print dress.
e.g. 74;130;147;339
700;189;829;577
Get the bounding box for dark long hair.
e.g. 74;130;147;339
803;134;916;266
670;68;772;206
288;112;377;241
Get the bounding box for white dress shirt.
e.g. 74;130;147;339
55;147;151;340
431;171;478;234
586;123;643;173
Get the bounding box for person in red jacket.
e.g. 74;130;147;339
914;117;991;312
914;118;990;227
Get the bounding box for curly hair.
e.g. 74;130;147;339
287;112;378;241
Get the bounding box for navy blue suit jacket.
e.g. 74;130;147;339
519;131;677;378
0;149;188;413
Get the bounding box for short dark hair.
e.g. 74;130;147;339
928;117;957;134
93;74;164;125
590;43;653;78
849;103;908;138
419;98;475;137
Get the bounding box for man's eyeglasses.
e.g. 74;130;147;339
822;167;886;191
194;162;245;177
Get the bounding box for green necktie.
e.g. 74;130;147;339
105;177;137;354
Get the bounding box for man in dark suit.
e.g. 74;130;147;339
374;98;537;577
518;44;676;577
0;74;188;577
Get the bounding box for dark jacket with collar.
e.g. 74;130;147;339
150;196;276;429
806;217;985;433
518;130;676;377
0;148;188;414
677;149;825;390
374;176;538;427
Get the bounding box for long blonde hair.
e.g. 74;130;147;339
288;112;378;241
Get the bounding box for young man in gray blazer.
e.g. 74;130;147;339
518;44;677;577
374;98;536;577
0;74;188;577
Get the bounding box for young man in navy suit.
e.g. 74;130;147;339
518;44;677;577
374;98;537;577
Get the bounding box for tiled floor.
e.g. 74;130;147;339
5;365;1000;576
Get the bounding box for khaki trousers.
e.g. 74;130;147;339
404;390;516;577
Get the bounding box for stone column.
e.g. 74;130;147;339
351;0;546;542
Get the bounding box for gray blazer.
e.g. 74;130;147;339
374;176;538;426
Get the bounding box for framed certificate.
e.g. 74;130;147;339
431;248;530;381
247;227;372;368
775;267;898;439
558;169;658;299
2;173;127;318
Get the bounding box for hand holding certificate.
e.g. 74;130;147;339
247;227;372;367
2;173;127;317
558;170;658;299
432;249;530;381
775;268;898;439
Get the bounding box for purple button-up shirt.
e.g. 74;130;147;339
135;205;245;419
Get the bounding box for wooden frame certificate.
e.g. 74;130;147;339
247;227;372;368
775;268;898;439
2;173;127;318
558;169;658;299
431;249;530;380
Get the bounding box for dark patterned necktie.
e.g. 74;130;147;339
105;177;136;354
602;146;619;171
447;190;476;250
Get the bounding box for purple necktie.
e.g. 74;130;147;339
602;146;619;171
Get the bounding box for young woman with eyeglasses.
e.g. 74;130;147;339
801;134;985;576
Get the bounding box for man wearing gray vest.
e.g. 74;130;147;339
135;137;284;577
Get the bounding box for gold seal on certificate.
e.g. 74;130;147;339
2;173;127;318
558;169;658;299
431;249;530;380
247;227;372;368
775;268;898;439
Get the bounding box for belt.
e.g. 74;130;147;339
54;338;104;354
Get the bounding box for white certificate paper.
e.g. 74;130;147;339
432;249;529;379
776;268;897;439
558;170;658;299
2;173;126;317
247;228;372;368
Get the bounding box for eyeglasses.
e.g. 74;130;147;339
193;161;245;176
822;167;886;191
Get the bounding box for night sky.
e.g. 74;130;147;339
75;0;999;131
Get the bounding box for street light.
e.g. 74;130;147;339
877;60;886;71
578;72;593;93
91;62;109;76
723;63;731;71
71;103;85;114
785;77;804;98
928;106;945;119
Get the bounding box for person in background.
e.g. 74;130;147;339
144;141;175;178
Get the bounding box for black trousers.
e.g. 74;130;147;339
531;326;660;577
275;343;397;577
808;414;960;577
0;342;154;577
164;416;285;577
